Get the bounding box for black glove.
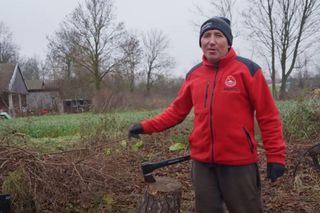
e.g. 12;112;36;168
267;163;285;182
128;123;144;139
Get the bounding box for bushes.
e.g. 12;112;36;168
2;170;36;213
280;99;320;143
91;89;173;112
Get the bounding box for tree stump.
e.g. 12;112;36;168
138;176;182;213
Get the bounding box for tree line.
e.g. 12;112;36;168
1;0;320;100
0;0;177;101
194;0;320;99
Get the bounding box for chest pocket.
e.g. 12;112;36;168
191;79;211;113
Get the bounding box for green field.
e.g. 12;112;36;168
1;110;161;137
0;109;163;152
0;99;319;150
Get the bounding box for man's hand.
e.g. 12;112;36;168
267;163;285;182
128;123;144;139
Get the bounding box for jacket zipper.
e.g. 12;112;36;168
209;65;219;162
242;127;254;153
204;81;209;108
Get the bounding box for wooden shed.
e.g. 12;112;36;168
25;80;63;114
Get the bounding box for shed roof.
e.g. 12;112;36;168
25;80;59;92
0;63;16;91
0;63;28;94
25;80;45;90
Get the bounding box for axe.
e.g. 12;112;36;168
141;155;191;183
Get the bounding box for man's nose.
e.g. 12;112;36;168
208;35;217;44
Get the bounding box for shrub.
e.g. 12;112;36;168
281;99;320;142
2;169;36;213
91;89;173;112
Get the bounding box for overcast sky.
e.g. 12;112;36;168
0;0;249;77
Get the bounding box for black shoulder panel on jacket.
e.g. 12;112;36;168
186;62;202;80
236;56;260;77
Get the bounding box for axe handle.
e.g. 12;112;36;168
142;155;190;174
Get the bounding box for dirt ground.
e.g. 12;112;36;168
130;135;320;213
1;132;319;213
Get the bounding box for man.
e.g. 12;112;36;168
129;17;286;213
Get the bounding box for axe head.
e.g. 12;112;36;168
141;155;191;183
143;173;156;183
141;163;156;183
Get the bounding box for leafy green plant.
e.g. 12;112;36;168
169;142;187;151
168;125;190;151
131;140;144;151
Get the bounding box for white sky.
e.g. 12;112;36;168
0;0;250;78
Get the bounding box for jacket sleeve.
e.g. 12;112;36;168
141;80;193;134
248;69;286;165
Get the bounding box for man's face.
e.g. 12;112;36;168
200;29;229;64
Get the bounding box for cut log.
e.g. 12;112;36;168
138;176;182;213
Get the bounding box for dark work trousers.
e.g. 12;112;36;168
192;160;263;213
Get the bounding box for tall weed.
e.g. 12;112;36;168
79;114;125;144
281;99;320;142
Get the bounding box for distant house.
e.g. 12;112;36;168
0;63;28;117
0;63;93;116
25;80;63;114
25;79;93;114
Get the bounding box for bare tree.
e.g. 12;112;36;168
71;0;125;90
195;0;236;21
192;0;238;36
46;27;80;80
0;21;19;63
20;57;42;80
243;0;320;99
119;32;142;92
141;29;175;95
297;56;311;88
51;0;124;90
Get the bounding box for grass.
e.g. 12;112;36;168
0;110;162;151
0;110;161;138
1;113;84;138
1;98;319;151
29;135;81;152
279;99;320;142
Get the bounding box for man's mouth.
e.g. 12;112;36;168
208;49;217;54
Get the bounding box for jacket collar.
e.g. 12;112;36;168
202;47;236;68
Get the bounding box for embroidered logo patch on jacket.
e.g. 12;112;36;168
225;75;236;87
224;75;239;92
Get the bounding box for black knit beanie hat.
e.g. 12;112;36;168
199;17;233;47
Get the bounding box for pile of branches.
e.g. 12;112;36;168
0;137;144;212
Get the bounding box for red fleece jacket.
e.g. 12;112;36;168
141;48;286;166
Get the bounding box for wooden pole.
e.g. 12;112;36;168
8;93;15;117
18;94;22;111
138;176;182;213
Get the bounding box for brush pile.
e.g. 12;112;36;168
1;129;320;212
0;134;145;212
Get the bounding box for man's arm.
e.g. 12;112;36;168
248;69;286;182
141;81;193;134
249;69;286;165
